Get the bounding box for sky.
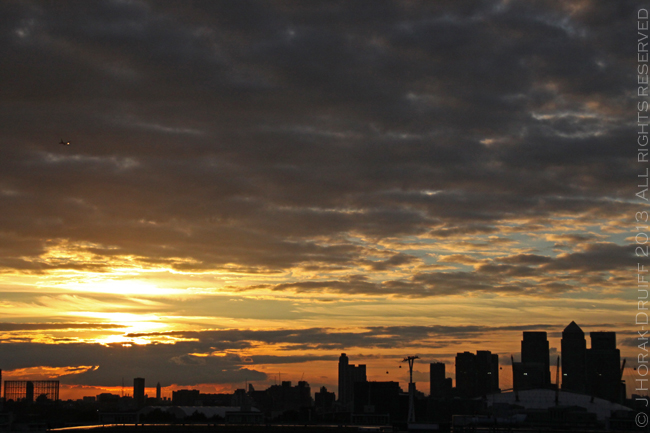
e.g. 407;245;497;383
0;0;644;400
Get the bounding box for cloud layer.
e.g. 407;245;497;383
0;0;638;391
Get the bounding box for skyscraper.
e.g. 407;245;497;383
338;353;366;410
133;377;145;408
429;362;449;399
156;382;161;402
455;351;499;398
476;350;500;396
455;352;477;398
561;321;586;393
338;353;348;405
586;331;622;402
521;331;550;388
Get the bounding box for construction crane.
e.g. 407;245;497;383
403;356;419;423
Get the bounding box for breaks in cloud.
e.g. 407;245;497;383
0;0;636;393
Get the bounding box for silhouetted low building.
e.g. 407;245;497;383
3;381;59;402
315;386;336;411
485;389;631;424
249;380;313;416
353;381;402;422
199;392;233;406
172;389;200;406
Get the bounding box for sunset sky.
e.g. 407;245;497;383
0;0;643;400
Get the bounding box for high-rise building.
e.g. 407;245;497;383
429;362;451;399
521;331;550;388
586;331;622;403
591;332;616;351
133;378;145;408
455;351;499;398
455;352;477;398
156;382;161;402
338;353;367;410
476;350;500;396
561;321;586;393
338;353;348;405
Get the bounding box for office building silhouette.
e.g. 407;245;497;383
252;380;313;413
172;389;200;406
514;331;551;389
315;386;335;411
429;362;452;399
353;381;402;420
455;351;499;398
338;353;367;410
133;378;145;408
561;321;586;393
476;350;500;396
586;331;622;403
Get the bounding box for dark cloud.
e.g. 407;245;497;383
236;242;634;298
496;254;553;265
540;243;633;272
0;0;635;391
0;323;126;331
0;321;623;386
0;341;262;387
0;0;634;277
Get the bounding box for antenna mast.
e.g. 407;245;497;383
403;356;419;423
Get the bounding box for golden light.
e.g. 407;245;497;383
64;311;167;345
61;279;186;297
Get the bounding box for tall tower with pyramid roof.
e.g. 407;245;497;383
561;321;586;393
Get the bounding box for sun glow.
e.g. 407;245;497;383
60;279;186;296
63;311;168;344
